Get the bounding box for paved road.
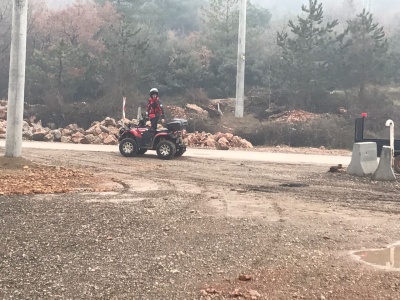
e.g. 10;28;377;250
0;140;351;166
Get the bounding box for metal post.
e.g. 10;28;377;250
5;0;28;157
389;246;395;268
122;96;126;120
386;119;394;167
235;0;247;118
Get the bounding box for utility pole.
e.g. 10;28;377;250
235;0;247;118
5;0;28;157
363;0;373;12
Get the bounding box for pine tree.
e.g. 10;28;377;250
276;0;341;110
342;9;388;100
201;0;239;49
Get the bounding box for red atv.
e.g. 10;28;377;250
118;118;187;160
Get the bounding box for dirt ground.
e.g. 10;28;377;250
1;147;400;300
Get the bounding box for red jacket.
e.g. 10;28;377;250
147;97;164;119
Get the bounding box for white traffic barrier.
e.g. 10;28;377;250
371;146;397;181
347;142;378;177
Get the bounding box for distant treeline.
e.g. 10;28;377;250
0;0;399;115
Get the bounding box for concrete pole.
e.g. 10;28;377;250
5;0;28;157
235;0;247;118
363;0;373;12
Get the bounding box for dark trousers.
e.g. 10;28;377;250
150;117;159;130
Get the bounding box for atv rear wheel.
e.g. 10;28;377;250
119;138;138;157
175;147;186;157
156;140;176;160
394;155;400;173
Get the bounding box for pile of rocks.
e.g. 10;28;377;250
269;110;320;123
1;118;254;149
0;100;6;120
0;117;123;145
1;99;253;149
166;105;187;119
166;103;209;119
185;132;253;150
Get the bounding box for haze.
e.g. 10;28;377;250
46;0;400;24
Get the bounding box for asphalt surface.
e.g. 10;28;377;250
0;140;351;166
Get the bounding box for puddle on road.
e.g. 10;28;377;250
352;243;400;270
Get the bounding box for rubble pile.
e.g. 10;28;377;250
1;117;123;145
185;132;253;150
166;105;187;119
269;110;319;123
185;104;208;116
0;100;6;120
0;99;252;150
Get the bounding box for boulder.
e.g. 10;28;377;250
81;134;98;144
52;130;62;142
103;134;118;145
90;121;100;127
32;129;48;141
22;121;30;132
98;132;108;142
61;128;72;136
102;117;117;127
100;125;110;134
71;132;85;144
0;121;6;134
205;137;216;147
216;137;230;150
108;126;120;137
240;139;253;149
66;123;80;132
22;130;33;140
44;133;54;142
85;124;103;136
65;124;84;134
185;104;208;116
61;136;72;143
0;107;6;120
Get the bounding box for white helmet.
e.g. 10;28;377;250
150;88;159;96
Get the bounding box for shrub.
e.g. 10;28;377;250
235;116;354;149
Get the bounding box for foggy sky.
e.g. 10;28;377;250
253;0;399;20
45;0;400;23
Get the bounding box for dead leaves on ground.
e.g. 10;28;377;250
0;166;97;195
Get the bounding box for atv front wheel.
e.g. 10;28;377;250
156;140;176;160
119;138;138;157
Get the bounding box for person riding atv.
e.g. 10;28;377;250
147;88;165;130
118;114;187;160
